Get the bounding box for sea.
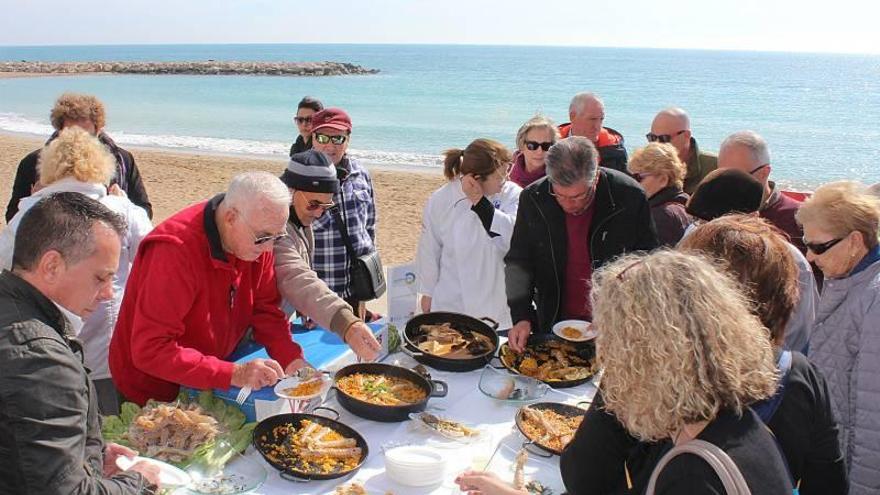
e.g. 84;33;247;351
1;44;878;189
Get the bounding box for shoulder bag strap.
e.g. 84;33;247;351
646;439;751;495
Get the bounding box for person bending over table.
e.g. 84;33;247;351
109;172;310;405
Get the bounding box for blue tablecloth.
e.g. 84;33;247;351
186;319;383;421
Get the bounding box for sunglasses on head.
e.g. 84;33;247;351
525;140;553;151
294;116;312;125
646;130;687;143
803;236;845;255
314;133;347;145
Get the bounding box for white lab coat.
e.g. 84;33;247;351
415;178;521;329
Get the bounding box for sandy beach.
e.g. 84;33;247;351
0;133;444;267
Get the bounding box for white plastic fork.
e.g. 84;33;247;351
235;385;252;405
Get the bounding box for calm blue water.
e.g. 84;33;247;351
1;44;879;188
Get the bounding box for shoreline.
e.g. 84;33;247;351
0;133;444;267
0;61;379;77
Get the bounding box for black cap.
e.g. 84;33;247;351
686;168;764;221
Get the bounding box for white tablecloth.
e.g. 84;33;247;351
245;352;598;495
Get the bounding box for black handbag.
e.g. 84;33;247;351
330;202;386;301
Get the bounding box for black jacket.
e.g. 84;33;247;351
560;352;847;495
504;169;657;332
289;134;312;157
0;271;149;494
5;132;153;222
648;186;691;247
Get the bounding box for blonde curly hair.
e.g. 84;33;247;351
37;127;115;186
592;250;778;442
49;93;106;131
627;142;687;190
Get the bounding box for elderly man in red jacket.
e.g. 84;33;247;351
109;171;309;405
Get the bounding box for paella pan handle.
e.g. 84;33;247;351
400;342;425;358
429;379;449;398
576;400;592;409
279;471;311;483
521;439;555;458
311;406;340;421
479;316;500;331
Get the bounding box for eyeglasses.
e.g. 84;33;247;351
306;199;335;211
631;172;654;182
646;130;687;143
549;174;598;203
525;141;553;151
803;236;845;255
253;231;288;245
294;116;312;125
749;164;769;175
314;133;348;145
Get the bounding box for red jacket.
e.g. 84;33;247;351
557;124;629;174
109;195;302;404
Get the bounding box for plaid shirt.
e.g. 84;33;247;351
311;156;377;298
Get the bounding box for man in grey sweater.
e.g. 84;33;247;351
275;150;380;361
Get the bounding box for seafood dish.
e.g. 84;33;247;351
283;378;324;397
336;373;427;406
410;322;494;359
518;405;584;454
411;412;480;440
261;419;362;475
560;327;582;339
127;403;221;463
500;339;594;383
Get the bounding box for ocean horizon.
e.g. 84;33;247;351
1;43;878;189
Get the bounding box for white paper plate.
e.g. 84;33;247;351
116;455;191;487
552;320;596;342
273;375;330;400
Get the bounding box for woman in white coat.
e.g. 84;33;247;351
0;127;152;414
416;138;521;330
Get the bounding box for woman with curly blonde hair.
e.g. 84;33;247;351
592;250;792;493
0;127;152;415
6;92;152;221
627;142;691;246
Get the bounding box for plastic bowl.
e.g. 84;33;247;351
478;365;550;403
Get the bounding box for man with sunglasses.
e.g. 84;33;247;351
308;108;380;320
558;92;629;174
275;150;381;361
504;137;657;352
290;96;323;157
717;130;806;254
110;172;311;405
647;107;717;194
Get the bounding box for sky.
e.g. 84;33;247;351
0;0;878;54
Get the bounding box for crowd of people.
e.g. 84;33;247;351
0;90;877;494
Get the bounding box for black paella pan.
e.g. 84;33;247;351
496;333;596;388
515;401;588;456
252;407;369;482
403;311;500;372
332;363;448;422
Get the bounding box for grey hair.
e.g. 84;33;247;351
225;171;292;217
545;137;599;186
515;115;560;150
721;130;771;167
569;92;604;117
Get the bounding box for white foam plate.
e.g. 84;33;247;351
273;375;330;400
116;455;191;487
552;320;596;342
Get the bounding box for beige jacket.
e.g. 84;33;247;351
274;216;360;339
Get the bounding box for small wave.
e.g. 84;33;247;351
0;112;442;170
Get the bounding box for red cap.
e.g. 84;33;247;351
311;108;352;133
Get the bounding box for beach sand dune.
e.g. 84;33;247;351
0;134;443;266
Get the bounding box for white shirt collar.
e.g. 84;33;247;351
52;300;84;337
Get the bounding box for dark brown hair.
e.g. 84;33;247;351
679;214;799;345
297;96;324;112
442;138;511;181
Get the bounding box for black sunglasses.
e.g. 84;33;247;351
631;172;653;182
314;133;348;145
803;236;844;255
646;130;687;143
525;140;553;151
294;116;312;124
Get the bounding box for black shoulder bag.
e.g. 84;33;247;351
330;193;386;301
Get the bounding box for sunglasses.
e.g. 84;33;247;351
749;164;769;175
631;172;653;182
253;232;288;246
525;140;553;151
314;133;348;145
306;199;335;211
803;236;844;255
294;116;312;125
646;130;687;143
